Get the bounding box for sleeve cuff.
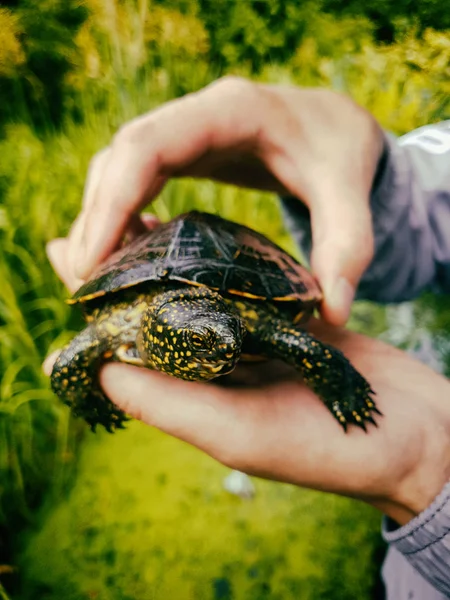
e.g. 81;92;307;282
382;481;450;596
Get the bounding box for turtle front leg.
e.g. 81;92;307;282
51;294;154;431
257;320;380;431
50;325;129;432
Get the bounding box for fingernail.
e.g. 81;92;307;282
42;350;60;376
141;213;160;230
326;276;355;324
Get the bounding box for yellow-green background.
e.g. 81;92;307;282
1;1;449;598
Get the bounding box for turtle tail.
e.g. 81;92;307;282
50;326;129;432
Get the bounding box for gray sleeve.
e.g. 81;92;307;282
281;121;450;595
281;120;450;303
382;545;449;600
382;482;450;598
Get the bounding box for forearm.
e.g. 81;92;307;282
282;121;450;595
282;121;450;303
361;129;450;596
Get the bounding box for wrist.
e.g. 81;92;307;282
375;421;450;526
371;480;450;526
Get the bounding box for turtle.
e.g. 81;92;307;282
50;210;379;432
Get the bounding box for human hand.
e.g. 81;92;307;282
51;322;450;527
45;237;450;527
58;78;385;325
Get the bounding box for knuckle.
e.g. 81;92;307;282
208;75;256;102
89;147;109;170
113;118;145;148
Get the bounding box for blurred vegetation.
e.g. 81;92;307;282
0;0;449;131
18;422;382;600
0;0;449;598
0;1;87;129
322;0;450;41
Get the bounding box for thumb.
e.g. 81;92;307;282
308;186;374;326
100;363;240;461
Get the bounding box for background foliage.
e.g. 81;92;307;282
0;1;449;598
1;0;449;131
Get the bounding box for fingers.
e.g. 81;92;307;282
46;238;84;293
76;77;262;279
98;361;373;489
123;212;161;244
63;146;163;285
61;149;110;283
98;363;326;476
260;88;382;325
100;364;244;464
58;81;383;326
307;110;381;325
81;147;111;211
48;213;160;294
309;186;374;325
43;339;251;467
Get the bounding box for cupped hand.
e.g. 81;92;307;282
62;78;385;325
46;234;450;527
99;325;450;526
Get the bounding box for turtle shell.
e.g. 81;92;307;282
71;211;322;308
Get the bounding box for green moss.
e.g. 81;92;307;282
19;422;382;600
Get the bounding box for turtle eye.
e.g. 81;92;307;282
187;329;215;352
190;333;205;348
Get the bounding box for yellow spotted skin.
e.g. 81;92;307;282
51;285;245;430
51;290;158;431
50;212;378;433
136;287;244;381
51;282;379;433
232;298;378;431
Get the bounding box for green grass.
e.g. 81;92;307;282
18;422;382;600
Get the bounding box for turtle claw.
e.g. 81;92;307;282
70;391;129;433
330;388;380;433
335;406;379;433
365;415;378;427
356;419;367;432
269;329;381;434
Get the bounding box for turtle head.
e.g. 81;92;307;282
138;287;244;381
